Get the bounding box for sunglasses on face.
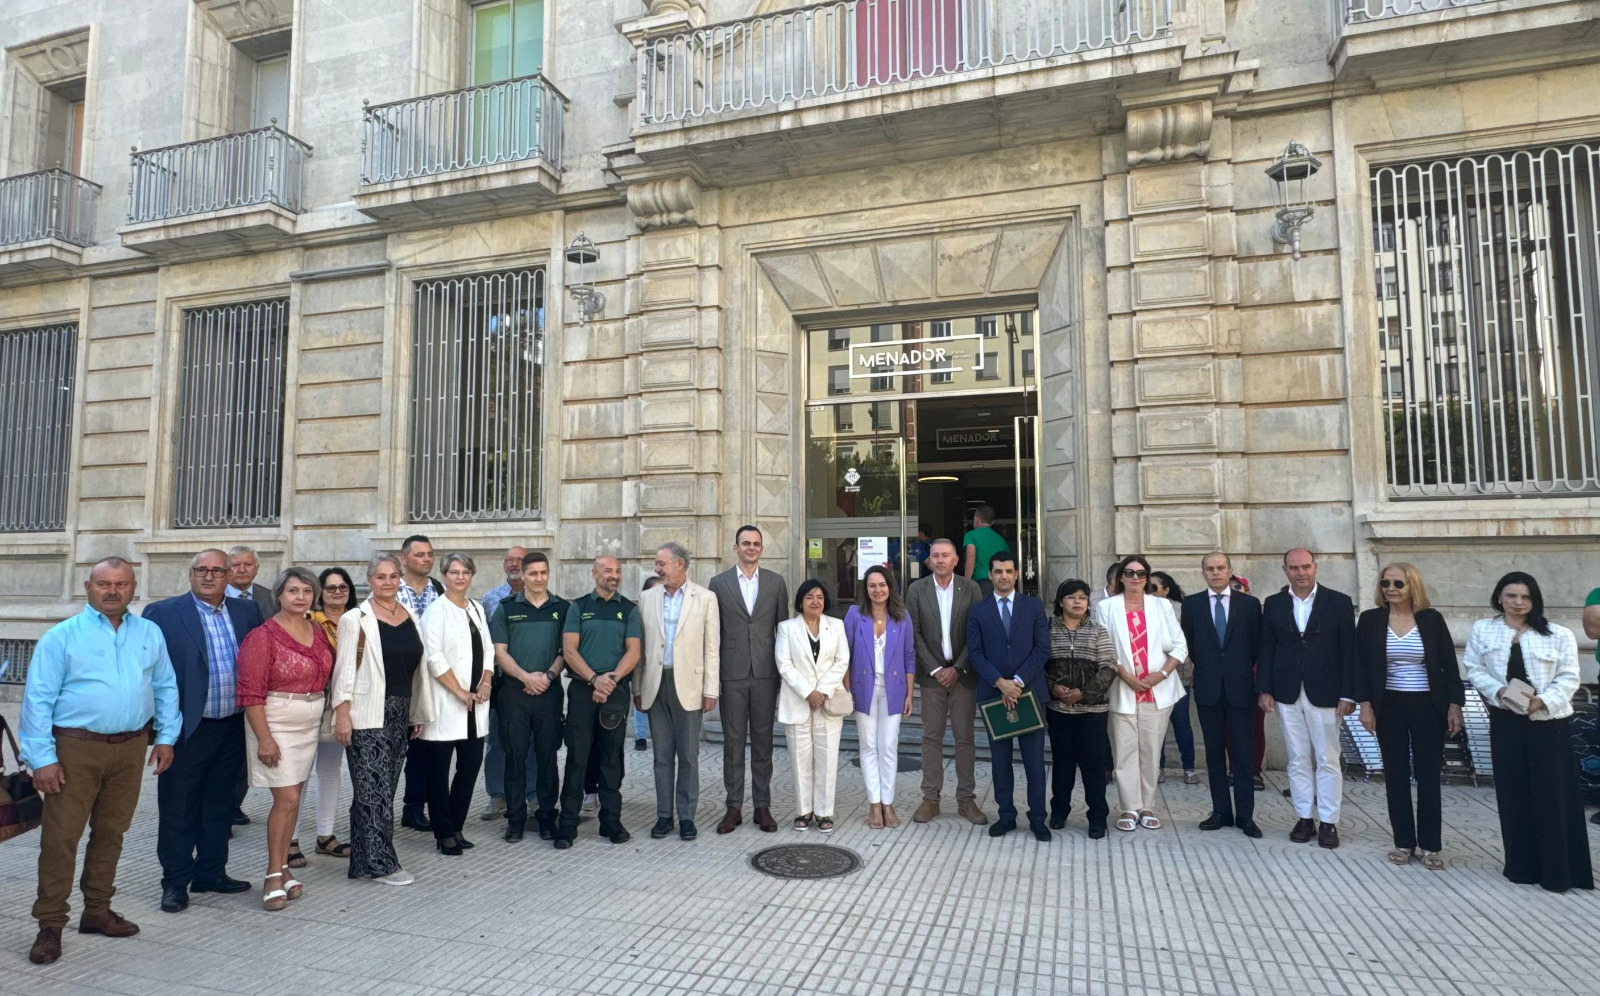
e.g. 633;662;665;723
323;584;349;593
1122;569;1149;579
1379;579;1406;590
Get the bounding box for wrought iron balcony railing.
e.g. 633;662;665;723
127;125;310;225
1344;0;1494;22
0;168;99;247
636;0;1173;126
360;74;567;185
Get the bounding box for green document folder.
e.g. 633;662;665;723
979;690;1046;741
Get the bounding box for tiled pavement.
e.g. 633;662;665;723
2;732;1599;996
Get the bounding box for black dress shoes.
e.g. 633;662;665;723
189;876;250;894
537;820;556;841
987;819;1016;838
604;826;631;844
1047;814;1067;831
1318;823;1341;849
679;820;698;841
400;805;431;832
1239;821;1263;839
503;822;525;843
553;836;573;850
1198;813;1234;831
1290;817;1317;843
160;885;189;913
435;837;463;856
1087;825;1107;840
650;817;674;839
454;832;474;849
1030;824;1052;842
230;810;250;826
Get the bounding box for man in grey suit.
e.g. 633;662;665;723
906;539;989;825
708;525;788;834
225;546;278;620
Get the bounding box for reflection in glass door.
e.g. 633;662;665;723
804;401;915;612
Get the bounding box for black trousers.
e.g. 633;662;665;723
157;714;244;889
1046;709;1110;829
1490;709;1594;892
991;727;1047;827
1376;691;1446;852
402;743;427;809
417;737;486;841
1197;700;1256;824
559;682;627;836
496;680;564;827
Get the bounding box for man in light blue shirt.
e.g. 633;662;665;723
21;557;179;965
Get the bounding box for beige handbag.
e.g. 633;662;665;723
822;685;854;717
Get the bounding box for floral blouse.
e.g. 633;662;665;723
236;618;335;707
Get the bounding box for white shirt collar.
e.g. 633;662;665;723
737;564;759;582
1208;586;1230;600
1292;584;1319;604
934;574;954;590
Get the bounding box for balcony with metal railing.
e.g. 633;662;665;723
354;73;567;223
0;168;99;279
120;124;311;256
624;0;1188;184
1331;0;1598;80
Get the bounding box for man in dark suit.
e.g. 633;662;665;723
967;552;1052;841
1181;551;1263;838
906;539;987;825
1258;548;1357;848
142;548;263;913
707;525;788;834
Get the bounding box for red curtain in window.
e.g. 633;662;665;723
854;0;961;88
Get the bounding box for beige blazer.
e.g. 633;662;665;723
774;615;851;726
330;598;436;730
636;580;722;711
1094;593;1189;715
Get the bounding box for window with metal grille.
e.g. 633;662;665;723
0;323;76;532
410;267;545;521
1372;143;1600;497
172;300;288;527
0;637;36;684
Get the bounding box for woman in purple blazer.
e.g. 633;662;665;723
845;565;916;829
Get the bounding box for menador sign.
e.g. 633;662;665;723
848;333;985;379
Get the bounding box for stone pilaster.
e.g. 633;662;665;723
1107;96;1243;577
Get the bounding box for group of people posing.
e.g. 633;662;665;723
15;529;1597;969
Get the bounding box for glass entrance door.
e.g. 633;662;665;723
804;401;915;611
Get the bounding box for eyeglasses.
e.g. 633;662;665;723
322;584;349;593
1379;579;1407;590
190;567;228;577
1121;569;1149;579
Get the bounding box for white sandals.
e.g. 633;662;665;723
262;873;288;911
281;865;304;900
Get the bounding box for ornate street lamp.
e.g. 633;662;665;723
1266;141;1322;261
564;232;605;325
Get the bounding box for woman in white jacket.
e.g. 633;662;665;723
1463;571;1592;893
775;580;851;833
417;553;495;856
1094;554;1189;832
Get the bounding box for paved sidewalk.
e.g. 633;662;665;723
2;737;1598;996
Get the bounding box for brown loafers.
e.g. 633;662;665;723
716;806;742;834
29;926;62;964
78;908;139;938
754;807;778;832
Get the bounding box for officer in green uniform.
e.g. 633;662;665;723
489;551;569;843
556;555;642;847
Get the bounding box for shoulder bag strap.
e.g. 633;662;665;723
0;713;23;773
354;605;370;670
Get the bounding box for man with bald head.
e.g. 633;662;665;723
1181;551;1262;837
478;545;537;823
142;549;263;912
1257;548;1356;848
555;555;642;847
21;558;180;964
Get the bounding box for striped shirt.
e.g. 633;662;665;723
192;594;242;718
1385;626;1429;692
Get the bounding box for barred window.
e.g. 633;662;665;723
1372;144;1600;497
410;267;545;521
0;637;36;685
173;300;288;527
0;323;76;531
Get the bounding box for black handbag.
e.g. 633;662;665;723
0;714;43;843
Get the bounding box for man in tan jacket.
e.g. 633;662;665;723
636;542;721;841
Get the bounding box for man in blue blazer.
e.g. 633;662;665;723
141;549;263;913
967;552;1052;841
1180;551;1263;837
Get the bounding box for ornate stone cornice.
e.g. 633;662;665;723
199;0;294;40
1125;99;1214;167
627;177;701;230
9;28;91;86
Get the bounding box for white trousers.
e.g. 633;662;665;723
1111;701;1172;815
856;684;902;805
787;710;844;818
1278;693;1343;823
300;739;344;838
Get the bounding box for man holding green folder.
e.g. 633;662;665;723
966;552;1052;841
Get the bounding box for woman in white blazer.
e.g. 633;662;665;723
330;553;435;886
775;580;851;833
416;552;495;856
1462;571;1592;893
1093;554;1189;832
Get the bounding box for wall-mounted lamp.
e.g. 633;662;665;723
564;232;605;325
1266;141;1321;261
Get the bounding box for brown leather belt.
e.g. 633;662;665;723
53;725;150;745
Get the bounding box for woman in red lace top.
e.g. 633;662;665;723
238;567;334;911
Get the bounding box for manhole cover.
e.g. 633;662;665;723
849;755;922;772
749;844;862;880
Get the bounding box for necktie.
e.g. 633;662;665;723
1213;593;1227;644
1001;597;1012;637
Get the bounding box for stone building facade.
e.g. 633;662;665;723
0;0;1596;672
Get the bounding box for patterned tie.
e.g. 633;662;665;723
1213;593;1227;644
1001;596;1012;637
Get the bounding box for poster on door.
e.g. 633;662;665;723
857;536;888;578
